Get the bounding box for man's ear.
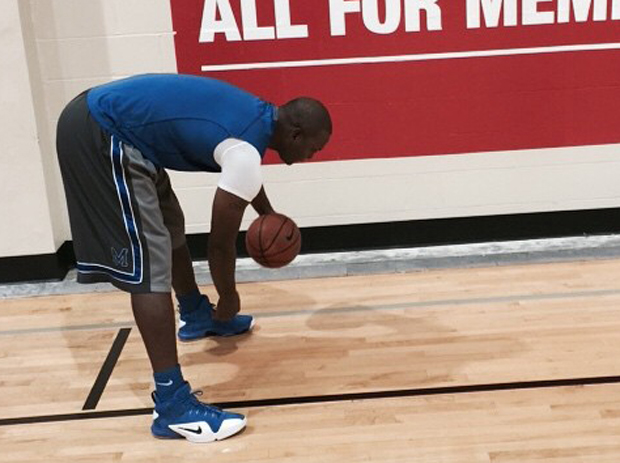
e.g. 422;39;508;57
291;125;303;140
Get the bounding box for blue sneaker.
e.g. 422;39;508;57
151;382;246;443
177;296;254;341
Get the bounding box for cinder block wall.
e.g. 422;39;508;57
2;0;620;260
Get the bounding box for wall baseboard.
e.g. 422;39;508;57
2;207;619;285
0;242;75;284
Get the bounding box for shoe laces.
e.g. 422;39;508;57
184;390;225;419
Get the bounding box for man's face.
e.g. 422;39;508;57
279;129;331;165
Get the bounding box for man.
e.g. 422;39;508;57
56;73;332;443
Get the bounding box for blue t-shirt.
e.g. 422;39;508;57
86;74;276;172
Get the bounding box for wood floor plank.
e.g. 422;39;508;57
2;258;620;462
0;330;117;419
3;259;620;332
2;384;620;462
98;291;620;410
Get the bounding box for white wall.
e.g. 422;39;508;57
175;144;620;234
0;0;57;257
2;0;620;259
0;0;177;258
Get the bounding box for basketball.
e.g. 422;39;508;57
245;213;302;268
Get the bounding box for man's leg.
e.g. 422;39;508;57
155;166;252;340
131;290;247;443
131;292;178;372
131;292;186;403
172;243;199;297
171;242;254;341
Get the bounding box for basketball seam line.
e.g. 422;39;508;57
261;235;301;261
261;215;289;256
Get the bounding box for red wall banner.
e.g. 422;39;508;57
170;1;620;163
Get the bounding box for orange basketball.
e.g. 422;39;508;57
245;213;301;268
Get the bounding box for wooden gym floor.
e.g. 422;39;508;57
2;258;620;462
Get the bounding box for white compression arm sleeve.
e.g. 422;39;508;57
214;138;263;202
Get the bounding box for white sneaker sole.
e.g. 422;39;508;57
168;417;247;443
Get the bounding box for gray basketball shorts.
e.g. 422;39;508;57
56;91;186;293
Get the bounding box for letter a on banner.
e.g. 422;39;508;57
200;0;242;42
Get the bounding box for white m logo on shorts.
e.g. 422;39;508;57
111;247;130;268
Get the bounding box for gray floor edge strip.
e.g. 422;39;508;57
2;287;620;336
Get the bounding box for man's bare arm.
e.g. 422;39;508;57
251;186;275;216
208;188;248;321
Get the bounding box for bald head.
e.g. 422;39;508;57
271;97;332;165
281;97;332;137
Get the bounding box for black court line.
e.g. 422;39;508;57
3;374;620;427
82;328;132;410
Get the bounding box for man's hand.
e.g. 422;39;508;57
214;291;240;321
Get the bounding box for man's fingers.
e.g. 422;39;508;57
214;308;238;322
